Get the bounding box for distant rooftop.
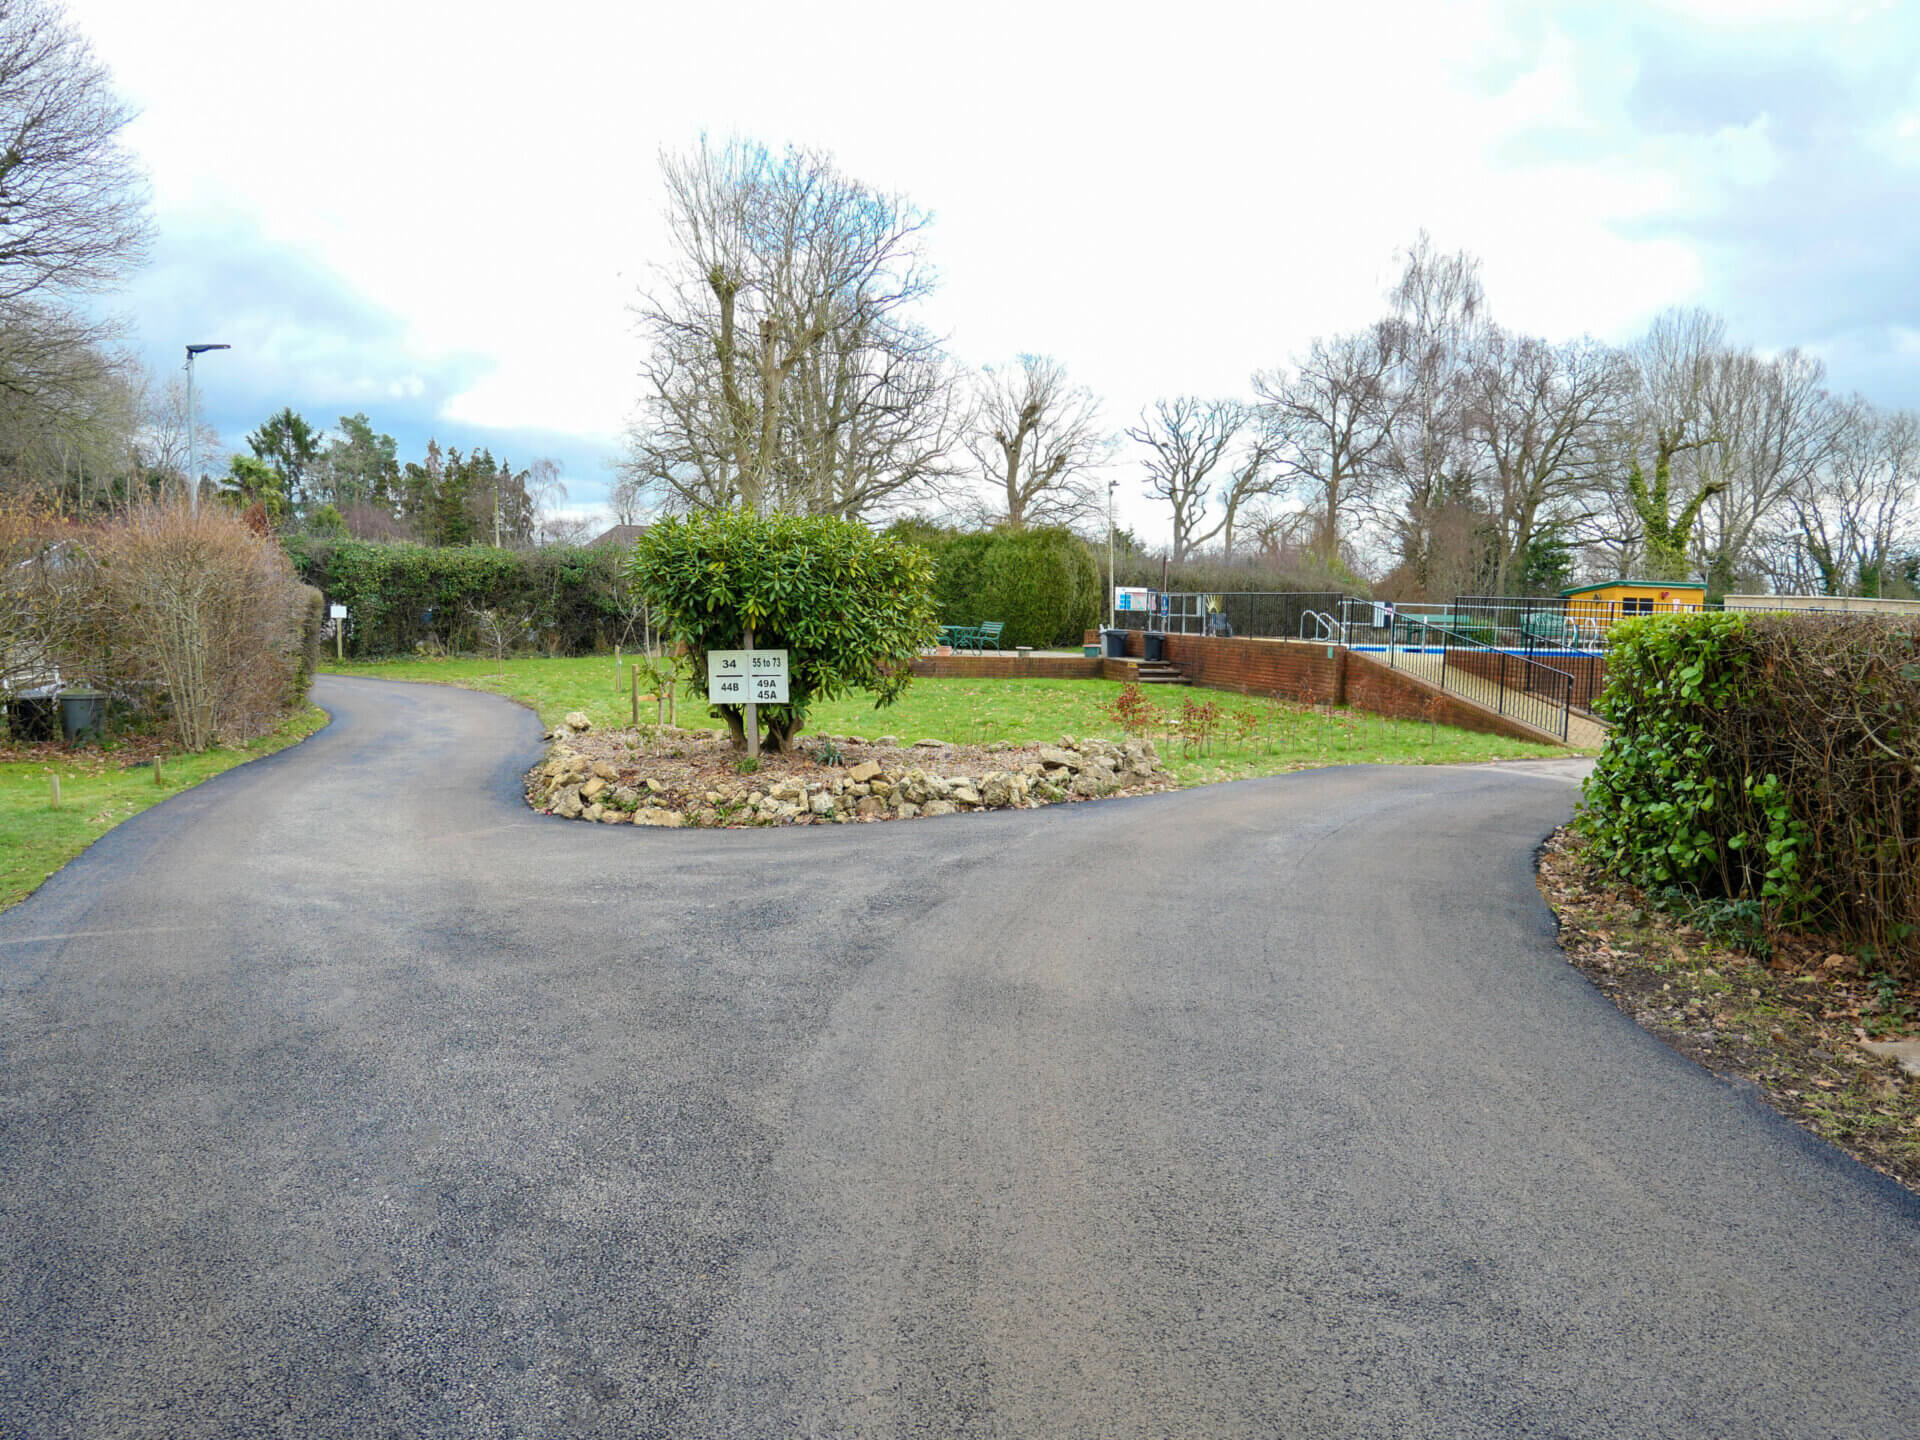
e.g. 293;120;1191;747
1561;579;1707;597
588;523;648;548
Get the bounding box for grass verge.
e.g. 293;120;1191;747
0;704;330;914
321;655;1564;783
1539;827;1920;1195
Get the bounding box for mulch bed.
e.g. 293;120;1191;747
1538;827;1920;1194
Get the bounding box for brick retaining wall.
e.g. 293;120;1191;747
910;654;1103;680
912;634;1565;745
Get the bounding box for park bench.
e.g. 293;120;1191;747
963;621;1004;653
940;621;1004;653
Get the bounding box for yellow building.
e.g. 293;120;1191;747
1561;580;1708;629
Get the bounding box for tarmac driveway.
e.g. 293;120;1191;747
2;675;1915;1438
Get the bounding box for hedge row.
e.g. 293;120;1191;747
895;525;1099;649
287;539;640;657
1578;612;1920;980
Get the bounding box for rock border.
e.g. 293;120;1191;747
526;718;1173;827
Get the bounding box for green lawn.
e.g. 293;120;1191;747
1;706;330;913
322;655;1565;783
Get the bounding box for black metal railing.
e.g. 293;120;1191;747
1113;591;1354;639
1381;617;1574;741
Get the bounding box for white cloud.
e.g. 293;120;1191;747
67;0;1920;542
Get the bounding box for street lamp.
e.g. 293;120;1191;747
184;343;230;514
1107;477;1118;630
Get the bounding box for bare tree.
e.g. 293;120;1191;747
1693;347;1838;594
1376;233;1489;593
1766;401;1920;596
0;0;149;305
1613;308;1728;579
626;137;942;518
964;354;1110;528
783;311;962;520
1256;322;1404;562
0;1;149;504
1465;330;1631;595
1128;396;1251;563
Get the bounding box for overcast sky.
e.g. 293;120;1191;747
72;0;1920;541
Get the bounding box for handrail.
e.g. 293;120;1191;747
1299;610;1339;644
1385;617;1573;741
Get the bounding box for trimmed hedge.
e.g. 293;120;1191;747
1578;612;1920;979
917;526;1099;649
287;539;636;657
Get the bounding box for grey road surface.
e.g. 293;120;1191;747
2;676;1916;1439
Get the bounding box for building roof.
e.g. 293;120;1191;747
588;523;649;548
1560;579;1708;597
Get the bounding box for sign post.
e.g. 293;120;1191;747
330;602;347;661
706;637;790;760
743;626;757;760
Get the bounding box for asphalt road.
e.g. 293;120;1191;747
3;676;1916;1439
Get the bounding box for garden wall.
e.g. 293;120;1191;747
1116;631;1557;744
1444;649;1609;712
919;634;1562;745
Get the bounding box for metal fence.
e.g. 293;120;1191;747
1375;616;1574;741
1112;591;1351;639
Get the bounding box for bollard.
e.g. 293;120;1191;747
154;755;164;786
50;775;61;810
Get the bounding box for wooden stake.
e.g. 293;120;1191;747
49;775;61;810
743;625;759;759
630;662;639;726
154;755;164;786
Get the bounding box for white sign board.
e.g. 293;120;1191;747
706;649;789;705
1114;587;1152;612
329;603;347;620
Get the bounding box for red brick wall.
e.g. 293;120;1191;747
1442;649;1609;711
910;654;1102;680
912;635;1566;744
1144;632;1349;706
1342;651;1554;743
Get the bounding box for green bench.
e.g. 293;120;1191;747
942;621;1004;653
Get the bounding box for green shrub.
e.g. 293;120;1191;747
290;585;326;705
1578;612;1920;979
631;508;939;752
288;540;635;657
905;524;1097;647
977;528;1099;648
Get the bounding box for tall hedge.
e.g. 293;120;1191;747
1577;612;1920;979
287;539;635;657
914;526;1099;648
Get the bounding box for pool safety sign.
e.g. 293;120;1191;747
706;649;789;704
1114;587;1152;611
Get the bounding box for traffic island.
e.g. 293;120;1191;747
526;722;1175;826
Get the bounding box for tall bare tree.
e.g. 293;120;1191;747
1128;396;1257;563
626;137;942;518
1766;401;1920;597
0;1;149;502
965;354;1110;528
1256;322;1404;562
1613;308;1728;579
1693;347;1837;594
1465;330;1631;595
1375;235;1489;594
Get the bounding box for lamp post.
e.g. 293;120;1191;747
184;343;230;513
1107;477;1118;630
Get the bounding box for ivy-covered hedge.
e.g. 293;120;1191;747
908;525;1099;648
1577;612;1920;979
287;539;638;657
